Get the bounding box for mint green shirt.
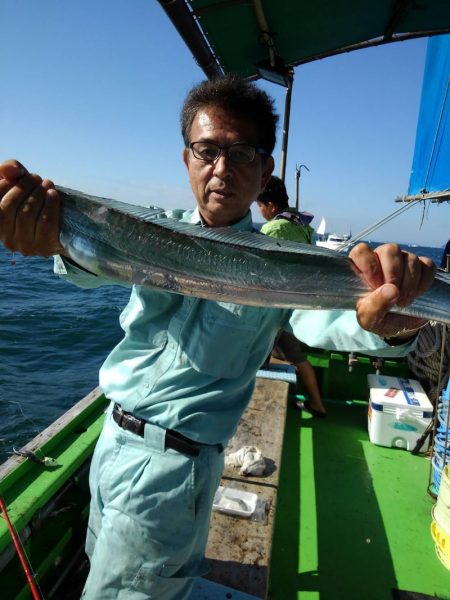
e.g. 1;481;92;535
54;208;413;446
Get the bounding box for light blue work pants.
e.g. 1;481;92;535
81;408;224;600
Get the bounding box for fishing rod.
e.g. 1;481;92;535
0;496;43;600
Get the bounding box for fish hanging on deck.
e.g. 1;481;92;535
12;447;59;468
57;187;450;326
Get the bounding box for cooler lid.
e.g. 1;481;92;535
367;374;433;411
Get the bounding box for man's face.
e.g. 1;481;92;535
183;106;274;227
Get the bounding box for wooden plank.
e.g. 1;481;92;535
205;377;289;598
223;377;289;486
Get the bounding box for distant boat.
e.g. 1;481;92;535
315;217;352;251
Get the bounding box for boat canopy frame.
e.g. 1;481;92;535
159;0;450;182
158;1;450;80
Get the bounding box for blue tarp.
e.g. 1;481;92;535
408;35;450;196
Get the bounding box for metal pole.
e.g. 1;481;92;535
295;164;310;211
279;71;294;183
157;0;223;79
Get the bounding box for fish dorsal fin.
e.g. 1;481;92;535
436;270;450;284
57;186;340;257
144;218;339;257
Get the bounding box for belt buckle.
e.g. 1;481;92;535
113;404;124;427
127;413;141;434
114;404;136;433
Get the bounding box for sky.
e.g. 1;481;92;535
1;0;448;247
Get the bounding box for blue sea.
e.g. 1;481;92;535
0;247;129;464
0;243;445;463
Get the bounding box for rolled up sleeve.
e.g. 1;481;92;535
287;309;416;357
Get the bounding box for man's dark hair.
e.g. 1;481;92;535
258;175;289;210
181;74;278;155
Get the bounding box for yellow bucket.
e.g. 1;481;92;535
436;543;450;570
431;515;450;570
435;465;450;535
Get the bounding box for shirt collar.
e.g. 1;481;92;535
189;207;254;232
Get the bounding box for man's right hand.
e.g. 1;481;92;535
0;159;64;257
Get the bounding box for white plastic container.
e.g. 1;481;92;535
212;486;258;518
367;374;433;450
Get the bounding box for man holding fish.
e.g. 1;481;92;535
0;75;437;600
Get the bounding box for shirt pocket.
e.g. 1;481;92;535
180;301;262;378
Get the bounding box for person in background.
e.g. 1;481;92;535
257;175;314;243
257;176;326;417
0;74;435;600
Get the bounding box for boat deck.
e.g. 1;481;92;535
205;376;289;598
269;398;450;600
2;372;449;599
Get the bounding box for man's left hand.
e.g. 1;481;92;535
349;242;436;340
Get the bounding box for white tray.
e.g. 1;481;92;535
212;486;258;518
256;363;297;383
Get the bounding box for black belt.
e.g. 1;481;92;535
112;403;221;457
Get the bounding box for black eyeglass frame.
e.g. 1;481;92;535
188;141;268;164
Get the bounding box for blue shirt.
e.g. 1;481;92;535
54;208;413;445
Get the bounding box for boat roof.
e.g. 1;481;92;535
160;0;450;81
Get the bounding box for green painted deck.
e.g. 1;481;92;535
269;399;450;600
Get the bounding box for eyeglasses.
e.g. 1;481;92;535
189;141;267;164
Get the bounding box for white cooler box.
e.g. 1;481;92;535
367;374;433;450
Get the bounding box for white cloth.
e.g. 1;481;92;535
225;446;266;476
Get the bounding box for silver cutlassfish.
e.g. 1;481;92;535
57;187;450;325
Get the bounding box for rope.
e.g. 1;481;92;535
0;496;43;600
337;200;418;251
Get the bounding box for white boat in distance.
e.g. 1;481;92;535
315;217;352;251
